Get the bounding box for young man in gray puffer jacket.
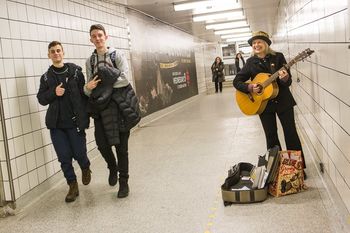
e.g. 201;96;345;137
84;24;139;198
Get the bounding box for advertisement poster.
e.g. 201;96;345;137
128;11;199;117
132;51;198;117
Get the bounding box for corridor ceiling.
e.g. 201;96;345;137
126;0;280;44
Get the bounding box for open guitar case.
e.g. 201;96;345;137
221;145;280;205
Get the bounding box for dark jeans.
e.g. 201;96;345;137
259;107;305;167
50;128;90;184
94;118;130;179
215;81;222;92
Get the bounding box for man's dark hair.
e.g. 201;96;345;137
48;41;63;50
89;24;106;35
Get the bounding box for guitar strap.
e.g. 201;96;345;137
269;55;277;74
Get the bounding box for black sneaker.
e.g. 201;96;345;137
108;169;118;186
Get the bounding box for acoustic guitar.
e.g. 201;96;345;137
235;48;314;115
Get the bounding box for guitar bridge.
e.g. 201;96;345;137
247;93;255;102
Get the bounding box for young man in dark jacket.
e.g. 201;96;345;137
37;41;91;202
85;24;139;198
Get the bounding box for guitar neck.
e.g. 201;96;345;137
262;60;295;88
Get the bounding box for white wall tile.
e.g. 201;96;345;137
16;3;27;22
8;97;20;117
41;128;51;146
7;2;19;20
1;39;13;58
16;77;28;95
35;148;45;167
0;20;11;38
28;24;38;40
26;151;36;171
19;96;30;115
26;76;37;95
23;133;34;153
26;6;36;23
0;0;8;18
0;143;5;161
18;174;30;195
21;115;32;134
9;21;21;40
1;161;8;180
32;130;43;149
16;155;28;176
45;162;55;177
4;60;15;78
43;145;53;163
28;95;39;113
11;117;23;137
13;135;25;157
37;165;47;183
30;112;41;131
3;181;12;201
28;169;38;188
0;60;4;78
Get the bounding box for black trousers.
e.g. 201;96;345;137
259;107;305;167
94;118;130;179
215;81;222;92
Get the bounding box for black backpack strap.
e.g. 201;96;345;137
90;50;97;76
109;50;117;69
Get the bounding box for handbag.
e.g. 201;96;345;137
268;150;306;197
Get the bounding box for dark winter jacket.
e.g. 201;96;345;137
211;62;225;82
88;65;121;112
37;63;89;131
89;83;141;145
233;52;296;113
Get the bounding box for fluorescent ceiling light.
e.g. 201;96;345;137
226;36;250;42
221;32;252;39
193;9;244;22
174;0;241;12
193;0;241;14
214;27;250;35
206;20;248;30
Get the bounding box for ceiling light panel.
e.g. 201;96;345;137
206;20;248;30
214;27;250;35
193;10;244;22
174;0;241;12
221;32;252;39
226;36;250;42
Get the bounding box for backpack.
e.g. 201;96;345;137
90;48;117;75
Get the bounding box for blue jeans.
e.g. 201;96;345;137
50;128;90;184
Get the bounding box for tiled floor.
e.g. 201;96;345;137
0;88;348;232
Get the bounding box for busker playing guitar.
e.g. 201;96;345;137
233;31;307;179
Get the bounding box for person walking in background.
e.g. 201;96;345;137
85;24;140;198
232;31;307;179
235;52;245;73
37;41;91;203
211;56;225;93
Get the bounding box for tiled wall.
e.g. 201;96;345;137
274;0;350;212
0;0;129;201
194;43;218;94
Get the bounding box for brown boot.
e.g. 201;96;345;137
65;180;79;203
82;168;92;185
117;178;129;198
